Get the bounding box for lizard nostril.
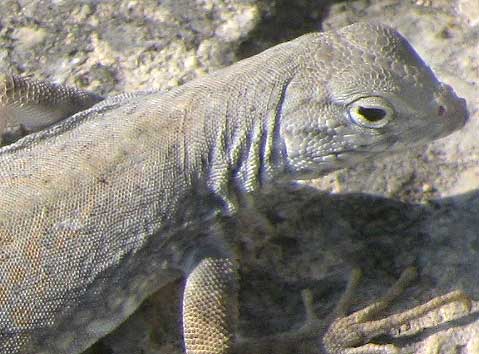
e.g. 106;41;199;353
438;105;446;116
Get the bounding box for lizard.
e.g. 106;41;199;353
0;74;103;145
0;22;470;354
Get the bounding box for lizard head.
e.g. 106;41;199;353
279;22;468;180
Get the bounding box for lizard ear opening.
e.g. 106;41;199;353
348;96;395;129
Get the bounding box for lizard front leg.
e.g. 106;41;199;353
182;257;471;354
183;256;239;354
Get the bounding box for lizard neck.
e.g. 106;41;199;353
172;41;301;216
201;79;290;215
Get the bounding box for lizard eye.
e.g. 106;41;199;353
348;96;395;128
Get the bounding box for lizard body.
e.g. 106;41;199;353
0;23;468;354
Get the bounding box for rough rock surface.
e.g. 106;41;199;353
1;1;477;353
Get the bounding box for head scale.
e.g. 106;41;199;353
279;23;468;179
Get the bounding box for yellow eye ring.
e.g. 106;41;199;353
348;97;395;128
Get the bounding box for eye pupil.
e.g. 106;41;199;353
348;97;394;129
358;106;387;122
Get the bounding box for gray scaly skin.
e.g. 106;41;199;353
0;73;103;145
0;23;469;354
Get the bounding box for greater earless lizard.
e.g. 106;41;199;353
0;23;469;354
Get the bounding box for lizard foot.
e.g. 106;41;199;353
316;267;471;354
234;267;470;354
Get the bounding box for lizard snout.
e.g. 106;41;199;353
433;83;468;137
